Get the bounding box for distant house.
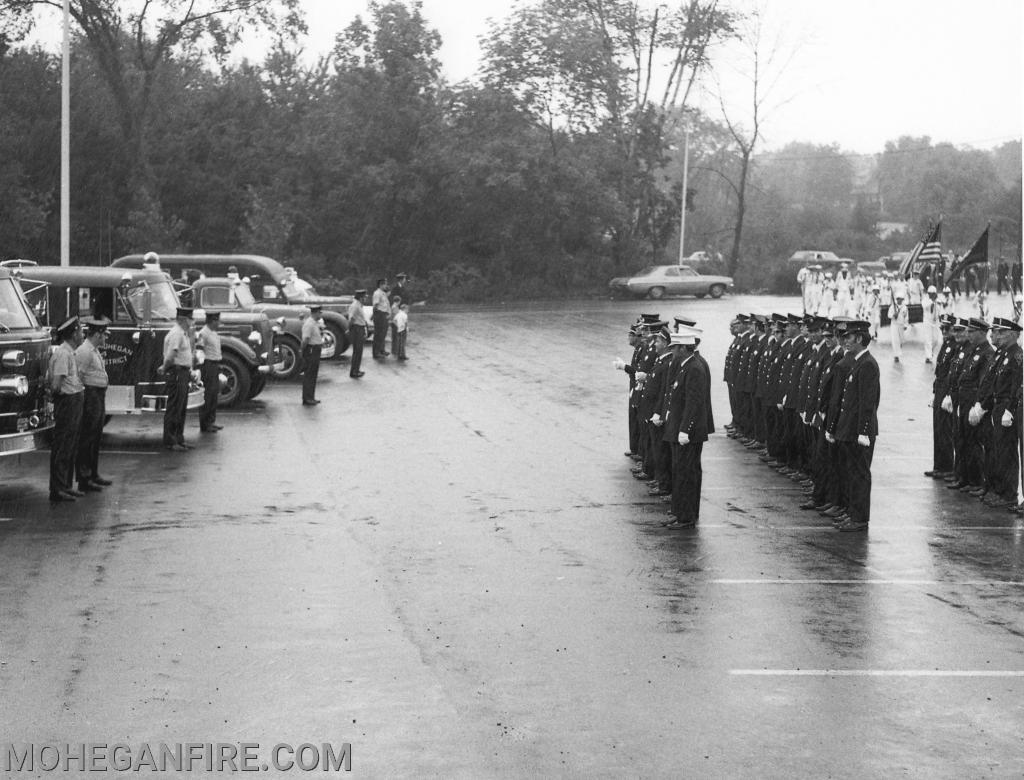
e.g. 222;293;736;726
876;221;909;240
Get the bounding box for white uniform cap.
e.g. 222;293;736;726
927;285;937;293
670;325;703;345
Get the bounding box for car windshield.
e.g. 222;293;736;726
635;266;658;277
124;279;179;320
0;279;38;329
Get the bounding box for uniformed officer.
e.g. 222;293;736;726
301;304;324;405
827;319;880;532
978;317;1022;507
48;317;86;501
925;314;957;479
347;290;368;378
160;306;195;451
75;316;112;492
939;318;971;484
197;311;224;431
951;318;995;492
662;326;714;528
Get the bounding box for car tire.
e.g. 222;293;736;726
648;286;665;300
273;336;302;380
217;353;252;408
709;284;726;299
322;323;347;359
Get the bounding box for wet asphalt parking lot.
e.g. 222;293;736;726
0;295;1021;778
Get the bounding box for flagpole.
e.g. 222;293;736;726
677;127;690;266
60;0;70;266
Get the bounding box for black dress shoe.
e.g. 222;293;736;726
350;371;365;378
302;400;320;406
201;427;219;432
210;424;224;431
91;476;113;486
838;519;868;532
946;482;968;490
664;519;697;529
64;488;85;497
78;482;102;493
166;444;188;452
50;492;75;502
798;500;819;510
823;506;845;518
923;470;940;478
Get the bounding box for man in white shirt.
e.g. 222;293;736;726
300;305;324;405
197;311;224;429
887;294;909;362
347;290;368;378
921;285;942;363
160;307;195;451
371;278;391;359
49;317;86;501
75;316;113;492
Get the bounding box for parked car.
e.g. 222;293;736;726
608;265;734;299
0;266;54;455
112;254;352;357
855;260;887;276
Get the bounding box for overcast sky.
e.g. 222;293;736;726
27;0;1023;154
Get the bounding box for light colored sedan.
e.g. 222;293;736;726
609;264;734;300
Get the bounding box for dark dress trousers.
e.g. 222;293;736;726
663;353;715;523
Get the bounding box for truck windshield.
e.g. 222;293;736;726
124;280;179;320
0;279;38;329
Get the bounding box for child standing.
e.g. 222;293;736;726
393;303;409;361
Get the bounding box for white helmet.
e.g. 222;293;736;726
927;285;937;294
143;251;160;265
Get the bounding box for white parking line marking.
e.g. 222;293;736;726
729;670;1024;677
711;579;1024;585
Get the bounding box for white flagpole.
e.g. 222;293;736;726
677;127;690;266
61;0;70;266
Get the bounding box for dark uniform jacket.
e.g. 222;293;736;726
832;350;880;441
956;341;996;410
663;353;715;443
932;337;957;397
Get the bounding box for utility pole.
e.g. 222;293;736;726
61;0;70;266
677;127;690;266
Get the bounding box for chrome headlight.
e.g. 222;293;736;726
248;331;262;345
2;350;26;368
0;375;29;396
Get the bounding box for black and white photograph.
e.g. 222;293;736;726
0;0;1020;776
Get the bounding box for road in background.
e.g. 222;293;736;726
0;296;1020;777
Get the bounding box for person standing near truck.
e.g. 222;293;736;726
371;278;391;358
160;307;195;451
197;311;224;430
300;304;323;406
48;317;86;501
348;290;368;378
75;316;113;492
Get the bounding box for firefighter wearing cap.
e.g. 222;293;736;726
662;326;714;528
160;306;195;451
826;320;879;531
951;319;995;492
737;315;766;446
301;304;324;405
978;318;1022;507
197;311;224;429
347;290;368;378
801;319;845;511
640;325;674;496
925;315;957;479
48;317;86;501
75;316;113;492
940;319;972;484
630;318;665;481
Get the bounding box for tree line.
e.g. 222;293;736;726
0;0;1019;300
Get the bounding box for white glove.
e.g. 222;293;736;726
650;414;663;427
857;434;870;447
776;403;783;410
613;358;626;370
968;403;983;426
782;395;788;406
635;371;648;383
818;411;826;422
825;432;835;443
677;432;690;446
1002;410;1014;427
800;412;808;424
195;348;206;365
190;369;201;383
941;395;953;413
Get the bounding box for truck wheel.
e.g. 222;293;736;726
217;353;252;408
709;284;726;299
320;327;337;360
327;323;348;356
274;336;301;380
648;286;665;300
247;373;267;400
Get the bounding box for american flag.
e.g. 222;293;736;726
899;220;942;277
